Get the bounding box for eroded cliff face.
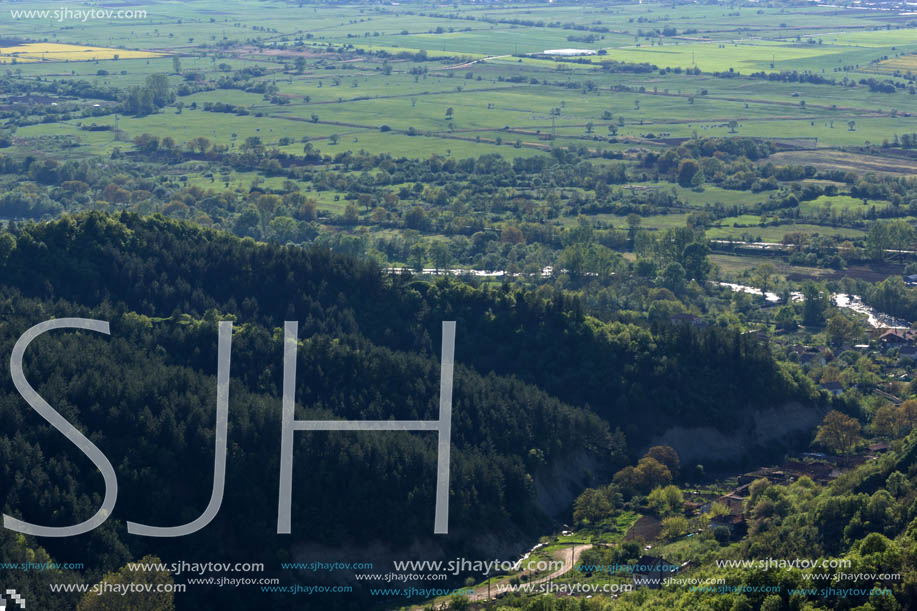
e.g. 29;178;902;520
534;448;602;518
532;402;826;519
289;403;825;579
648;402;828;465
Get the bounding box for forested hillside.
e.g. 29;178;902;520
0;213;818;608
0;213;819;437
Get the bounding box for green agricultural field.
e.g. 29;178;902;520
799;194;890;217
676;184;768;209
1;0;914;294
709;253;833;279
599;213;694;230
707;221;865;241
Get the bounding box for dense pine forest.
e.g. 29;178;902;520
0;213;819;608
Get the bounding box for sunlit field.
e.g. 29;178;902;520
0;42;164;63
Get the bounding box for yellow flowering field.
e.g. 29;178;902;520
0;43;162;63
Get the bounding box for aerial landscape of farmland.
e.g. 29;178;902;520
1;0;917;609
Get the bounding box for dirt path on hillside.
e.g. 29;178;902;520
414;543;593;609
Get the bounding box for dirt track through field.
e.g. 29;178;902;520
412;544;593;610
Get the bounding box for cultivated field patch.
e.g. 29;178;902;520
767;150;917;176
0;42;163;62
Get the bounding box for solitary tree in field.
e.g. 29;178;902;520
728;120;738;133
445;106;454;120
329;134;339;145
294;56;306;73
172;56;181;74
848;120;856;131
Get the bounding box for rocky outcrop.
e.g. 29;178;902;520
648;402;827;465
